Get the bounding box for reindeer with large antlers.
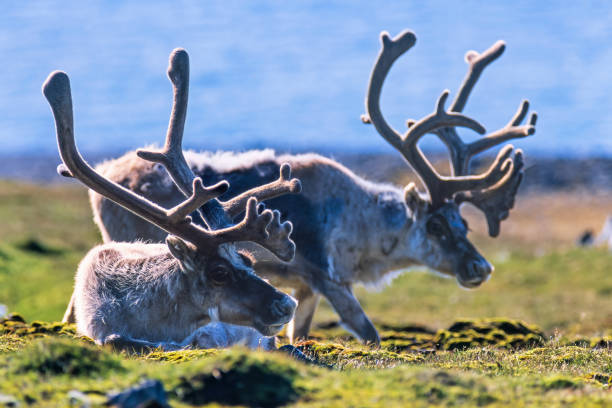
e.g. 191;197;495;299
44;49;303;351
88;30;536;345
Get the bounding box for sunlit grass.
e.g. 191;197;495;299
0;180;611;406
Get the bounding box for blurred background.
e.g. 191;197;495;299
1;1;612;158
0;1;610;335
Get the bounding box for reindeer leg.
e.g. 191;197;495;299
103;334;182;353
62;292;76;324
287;285;320;343
319;281;380;345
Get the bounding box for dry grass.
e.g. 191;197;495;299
465;190;612;254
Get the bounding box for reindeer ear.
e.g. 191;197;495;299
404;183;428;214
166;235;197;272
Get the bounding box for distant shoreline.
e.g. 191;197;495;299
1;151;611;192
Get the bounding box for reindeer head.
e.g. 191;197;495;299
363;30;537;288
165;233;296;336
43;48;301;335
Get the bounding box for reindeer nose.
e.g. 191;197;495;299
472;259;492;277
463;259;493;286
272;296;297;321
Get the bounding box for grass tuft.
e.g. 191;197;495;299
4;337;123;376
296;340;422;369
14;238;62;255
173;351;302;407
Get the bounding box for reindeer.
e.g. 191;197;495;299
87;30;537;345
43;49;304;351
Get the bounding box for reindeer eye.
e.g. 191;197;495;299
208;265;231;286
427;218;447;240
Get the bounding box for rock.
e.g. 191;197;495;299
576;230;594;247
67;390;90;407
106;379;169;408
0;394;19;407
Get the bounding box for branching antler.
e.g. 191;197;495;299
136;48;301;227
362;30;514;208
136;48;231;229
208;198;294;261
43;51;299;261
362;30;536;236
43;71;223;250
430;41;537;236
456;150;524;237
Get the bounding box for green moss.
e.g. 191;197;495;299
585;373;611;387
0;315;76;340
173;351;302;407
296;340;422;369
540;375;582;390
14;238;62;256
4;337;123;376
433;318;545;351
144;348;220;363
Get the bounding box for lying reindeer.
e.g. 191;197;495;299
87;30;537;345
43;49;303;351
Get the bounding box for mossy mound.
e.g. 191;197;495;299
380;329;438;353
4;337;123;376
585;372;612;387
1;313;76;338
434;318;546;351
568;337;611;349
144;348;220;363
173;353;301;407
295;340;423;368
14;238;62;255
377;318;547;352
539;375;583;390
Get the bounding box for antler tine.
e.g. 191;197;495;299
466;101;537;162
166;178;230;224
361;30;417;152
450;40;506;113
42;71;221;247
221;163;302;218
137;48;232;229
263;208;295;262
457;149;525;237
209;198;295;261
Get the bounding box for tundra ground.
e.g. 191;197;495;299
0;180;610;406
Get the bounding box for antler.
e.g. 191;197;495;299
361;30;514;208
221;163;301;218
455;150;524;237
43;71;225;249
135;49;231;229
428;41;537;236
43;69;296;261
208;198;295;261
136;49;301;225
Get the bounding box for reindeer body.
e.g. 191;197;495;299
93;150;424;284
91;149;472;344
73;241;278;350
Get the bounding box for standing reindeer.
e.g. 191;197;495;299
88;30;537;345
44;49;303;351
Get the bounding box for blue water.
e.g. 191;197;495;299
1;1;611;157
